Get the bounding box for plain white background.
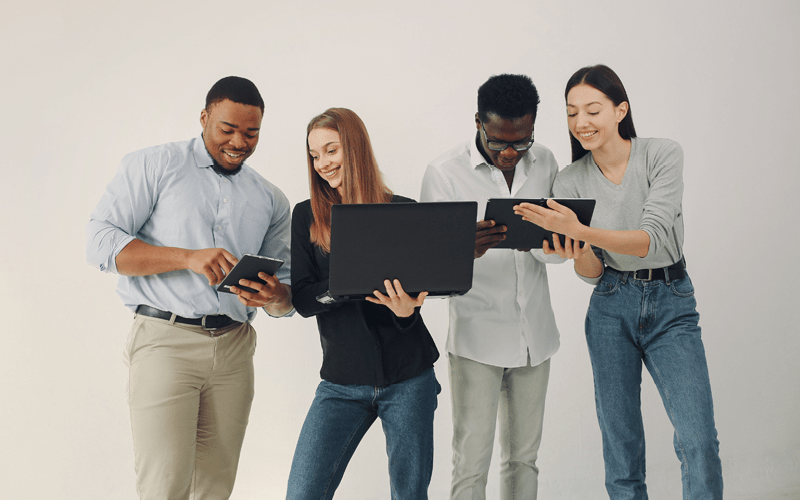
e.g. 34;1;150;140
1;0;798;498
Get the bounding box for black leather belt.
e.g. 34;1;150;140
135;305;239;332
607;257;687;282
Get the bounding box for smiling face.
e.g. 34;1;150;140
566;84;628;154
308;127;345;194
475;112;534;172
200;99;262;173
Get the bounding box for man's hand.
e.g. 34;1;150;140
475;220;506;258
230;272;293;315
365;279;427;318
186;248;239;286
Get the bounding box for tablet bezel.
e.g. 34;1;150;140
216;254;284;294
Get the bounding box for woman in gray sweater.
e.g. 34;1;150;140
514;65;722;499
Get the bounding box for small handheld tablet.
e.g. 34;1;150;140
484;198;596;249
216;254;284;294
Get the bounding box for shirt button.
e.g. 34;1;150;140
217;226;222;230
223;199;228;203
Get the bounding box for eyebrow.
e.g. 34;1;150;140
221;120;260;131
567;101;603;108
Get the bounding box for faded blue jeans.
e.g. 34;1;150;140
286;368;440;499
586;268;722;499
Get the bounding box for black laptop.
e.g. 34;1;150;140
326;201;478;301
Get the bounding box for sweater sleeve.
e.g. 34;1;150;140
640;140;684;257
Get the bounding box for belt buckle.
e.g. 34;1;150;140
635;269;653;281
200;315;219;332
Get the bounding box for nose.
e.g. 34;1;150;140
229;133;247;149
499;145;518;159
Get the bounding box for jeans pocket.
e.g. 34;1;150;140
592;272;620;296
669;277;695;297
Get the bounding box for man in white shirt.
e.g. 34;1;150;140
420;74;563;500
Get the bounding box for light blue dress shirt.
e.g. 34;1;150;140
86;135;292;323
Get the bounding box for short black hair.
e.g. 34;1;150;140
477;74;540;122
205;76;264;112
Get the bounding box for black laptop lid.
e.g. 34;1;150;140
329;201;478;300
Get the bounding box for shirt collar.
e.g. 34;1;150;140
191;134;250;171
193;134;213;168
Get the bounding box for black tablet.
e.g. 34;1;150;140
216;254;284;294
484;198;596;249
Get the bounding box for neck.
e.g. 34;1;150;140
592;135;632;172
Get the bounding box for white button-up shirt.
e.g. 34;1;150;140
420;137;563;367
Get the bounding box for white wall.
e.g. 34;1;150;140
2;1;798;498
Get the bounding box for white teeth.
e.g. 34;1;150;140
579;131;597;139
225;151;243;158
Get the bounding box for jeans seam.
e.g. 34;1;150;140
649;356;691;498
321;409;376;499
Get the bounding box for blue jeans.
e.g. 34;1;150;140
586;269;722;500
286;368;441;499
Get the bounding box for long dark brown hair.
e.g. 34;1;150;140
306;108;392;253
565;65;637;162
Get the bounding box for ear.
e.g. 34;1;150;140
475;112;481;130
616;102;629;123
200;108;209;128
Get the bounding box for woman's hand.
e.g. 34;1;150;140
365;279;428;318
545;235;603;278
514;199;582;239
543;235;592;261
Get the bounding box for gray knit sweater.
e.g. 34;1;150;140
553;137;685;283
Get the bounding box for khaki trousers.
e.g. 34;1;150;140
125;314;256;500
449;352;551;500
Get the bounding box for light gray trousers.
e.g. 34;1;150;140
448;352;551;500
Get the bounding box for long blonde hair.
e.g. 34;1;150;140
306;108;392;253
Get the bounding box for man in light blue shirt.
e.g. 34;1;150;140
86;76;293;499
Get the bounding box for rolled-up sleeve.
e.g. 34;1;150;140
85;150;158;274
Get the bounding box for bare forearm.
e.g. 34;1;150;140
576;226;650;258
574;248;603;278
115;239;190;276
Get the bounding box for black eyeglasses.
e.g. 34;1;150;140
481;123;535;152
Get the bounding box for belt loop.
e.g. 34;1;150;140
663;265;671;284
621;271;629;285
168;313;177;325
